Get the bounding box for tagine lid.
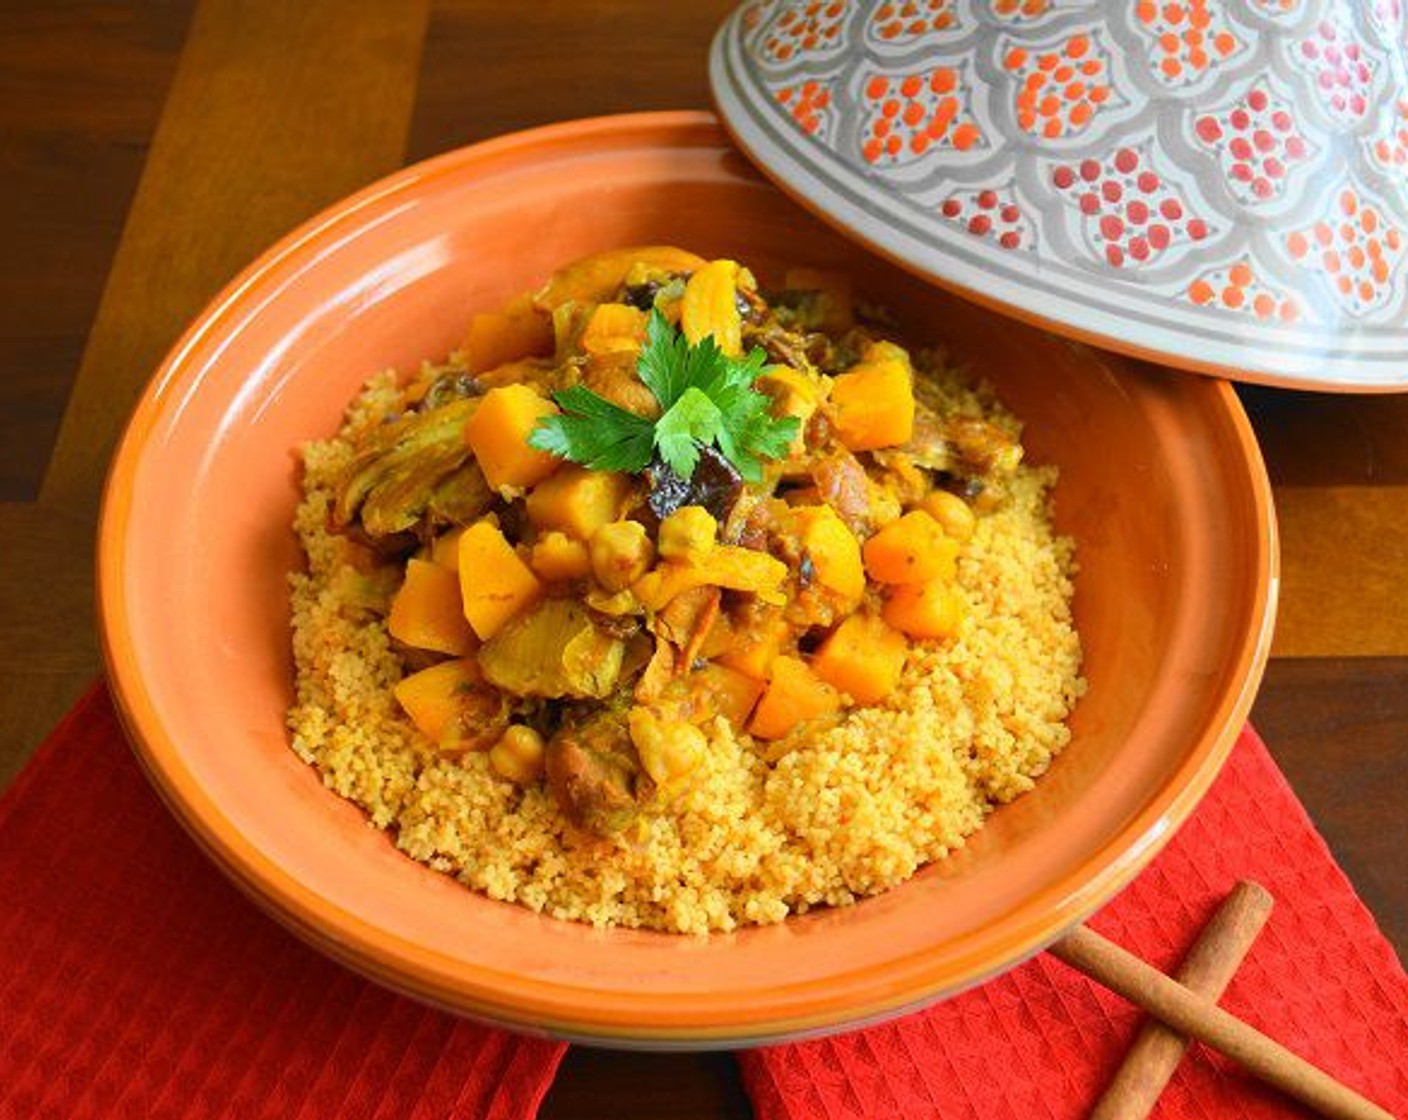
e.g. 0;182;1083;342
709;0;1408;392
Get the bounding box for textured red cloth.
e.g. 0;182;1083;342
740;724;1408;1119
0;683;566;1120
5;689;1406;1120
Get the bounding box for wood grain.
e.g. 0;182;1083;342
0;2;194;499
1271;487;1408;657
1251;657;1408;955
406;0;737;160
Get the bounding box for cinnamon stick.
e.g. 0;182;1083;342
1050;923;1395;1120
1090;880;1274;1120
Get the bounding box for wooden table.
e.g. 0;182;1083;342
2;4;1403;1116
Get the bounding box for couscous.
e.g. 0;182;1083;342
287;248;1084;933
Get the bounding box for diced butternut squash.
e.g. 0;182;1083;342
812;613;908;705
457;521;544;639
883;581;964;641
580;302;649;356
680;259;743;356
464;383;562;493
717;613;791;681
683;662;766;727
430;526;468;571
862;510;958;585
783;267;855;333
462;292;554;374
388;559;478;656
534;246;708;311
748;656;842;740
794;505;864;610
393;658;481;744
829;357;915;451
632;545;789;611
524;465;629;540
529;531;593;582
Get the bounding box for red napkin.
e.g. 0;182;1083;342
740;724;1408;1119
0;683;566;1120
5;687;1406;1120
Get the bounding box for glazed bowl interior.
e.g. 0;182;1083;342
99;111;1275;1046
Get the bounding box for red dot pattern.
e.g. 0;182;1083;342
1285;189;1404;316
938;186;1033;251
860;67;983;164
1192;81;1314;205
1052;145;1212;268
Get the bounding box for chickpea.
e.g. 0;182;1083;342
919;489;977;543
590;520;655;592
488;724;546;785
628;706;706;790
657;505;718;561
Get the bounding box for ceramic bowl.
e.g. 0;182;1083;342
98;111;1276;1046
711;0;1408;390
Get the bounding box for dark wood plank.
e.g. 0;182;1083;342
0;0;431;773
1251;657;1408;958
0;1;194;499
406;0;738;161
541;1049;751;1120
1239;383;1408;488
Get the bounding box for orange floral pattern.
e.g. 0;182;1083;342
761;0;849;64
1187;258;1303;322
869;0;959;44
1285;188;1404;316
1002;32;1116;140
1133;0;1245;86
774;79;836;138
859;67;983;164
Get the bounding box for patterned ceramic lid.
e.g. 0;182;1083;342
710;0;1408;390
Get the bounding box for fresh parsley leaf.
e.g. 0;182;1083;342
529;306;800;481
527;384;656;473
653;385;723;480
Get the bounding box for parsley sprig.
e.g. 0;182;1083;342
529;309;799;482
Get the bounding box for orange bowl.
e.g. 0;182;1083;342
98;111;1276;1046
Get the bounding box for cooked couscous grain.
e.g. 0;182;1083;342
287;356;1084;934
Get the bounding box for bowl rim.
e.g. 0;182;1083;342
97;109;1279;1046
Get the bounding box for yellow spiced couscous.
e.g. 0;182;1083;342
287;248;1085;934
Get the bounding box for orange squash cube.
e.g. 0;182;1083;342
525;465;630;540
883;581;964;641
829;357;915;451
457;521;543;639
748;656;843;740
463;383;562;493
462;292;554;374
811;613;909;705
388;558;478;656
862;511;958;585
